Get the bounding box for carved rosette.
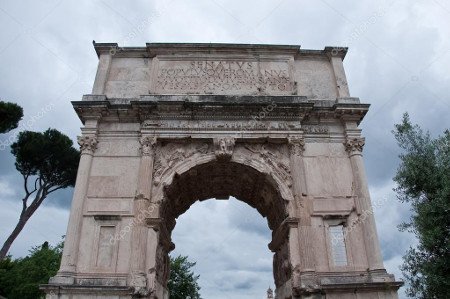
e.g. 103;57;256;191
288;137;305;157
77;135;97;155
140;136;157;156
213;137;235;160
344;137;365;154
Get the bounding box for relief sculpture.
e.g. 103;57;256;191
244;143;292;187
153;142;211;186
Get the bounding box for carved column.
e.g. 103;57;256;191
129;135;158;295
344;135;384;271
58;135;97;278
287;137;315;273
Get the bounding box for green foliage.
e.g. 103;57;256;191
168;255;202;299
0;101;23;133
0;241;63;299
393;113;450;299
11;129;80;189
0;129;79;260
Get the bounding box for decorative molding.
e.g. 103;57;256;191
142;119;303;131
302;125;329;134
213;137;235;160
139;136;157;156
288;137;305;156
77;135;98;154
344;137;365;154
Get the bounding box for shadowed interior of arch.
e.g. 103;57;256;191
159;160;292;294
161;160;288;233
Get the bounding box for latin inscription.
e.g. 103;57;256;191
155;60;294;94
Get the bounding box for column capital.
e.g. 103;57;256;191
77;135;98;155
288;136;305;157
140;136;157;156
344;137;365;155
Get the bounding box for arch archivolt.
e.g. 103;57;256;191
151;139;295;209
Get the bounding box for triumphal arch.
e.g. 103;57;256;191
43;43;402;298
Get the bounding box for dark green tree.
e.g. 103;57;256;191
0;241;63;299
168;255;202;299
0;101;23;133
393;113;450;299
0;129;80;260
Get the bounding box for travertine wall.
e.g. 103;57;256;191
42;43;402;299
92;43;348;100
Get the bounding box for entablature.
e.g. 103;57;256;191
73;95;367;140
73;95;368;128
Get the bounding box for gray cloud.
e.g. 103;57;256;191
1;1;449;298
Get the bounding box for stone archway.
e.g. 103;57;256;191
153;140;294;296
43;42;403;299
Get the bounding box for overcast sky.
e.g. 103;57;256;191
1;1;449;298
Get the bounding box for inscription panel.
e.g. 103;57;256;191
152;57;296;95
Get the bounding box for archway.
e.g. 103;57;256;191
157;158;293;296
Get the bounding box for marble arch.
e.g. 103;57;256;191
42;43;403;299
158;155;293;295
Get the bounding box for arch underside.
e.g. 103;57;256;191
162;160;288;234
157;158;293;291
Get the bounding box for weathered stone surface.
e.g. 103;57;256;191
45;43;402;299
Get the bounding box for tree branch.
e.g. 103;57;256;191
47;184;67;194
34;177;39;193
23;173;29;196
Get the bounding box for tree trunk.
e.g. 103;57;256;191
0;186;48;260
0;215;29;259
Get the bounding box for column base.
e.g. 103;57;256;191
41;284;133;299
41;274;169;299
276;270;403;299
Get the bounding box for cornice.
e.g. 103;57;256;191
72;95;369;124
92;42;348;60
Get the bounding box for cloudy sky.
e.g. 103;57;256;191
1;0;449;298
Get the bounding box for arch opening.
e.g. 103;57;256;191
171;198;274;298
161;160;288;233
157;160;292;295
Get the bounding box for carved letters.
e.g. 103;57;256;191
155;60;294;94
